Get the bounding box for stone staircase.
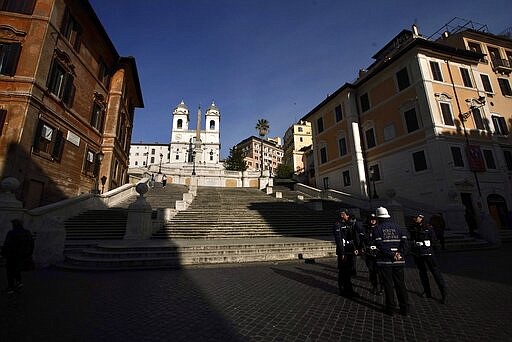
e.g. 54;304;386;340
152;187;336;239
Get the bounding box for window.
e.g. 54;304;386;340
177;119;183;129
61;9;82;51
369;164;380;181
342;170;351;186
175;154;179;160
338;137;347;156
430;61;443;81
150;156;154;163
0;0;35;14
492;115;509;135
404;108;419;133
396;67;410;91
320;147;327;164
468;42;482;54
98;60;110;87
135;161;138;166
440;103;454;126
151;149;155;155
32;120;65;161
335;105;343;122
483;149;496;169
299;137;303;142
460;68;473;88
498;78;512;96
360;93;370;112
317;117;324;133
451;146;464;167
0;42;21;76
47;59;75;107
383;124;395;141
480;74;493;93
90;102;105;131
503;150;512;171
298;127;303;132
365;128;376;149
413;151;428;172
322;177;329;189
471;107;485;130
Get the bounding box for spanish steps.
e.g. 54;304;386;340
62;184;340;270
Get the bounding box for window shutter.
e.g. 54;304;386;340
32;120;44;150
52;130;65;161
63;75;75;107
0;109;6;136
3;43;21;76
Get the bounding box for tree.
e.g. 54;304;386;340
276;163;294;179
255;119;269;175
224;146;248;171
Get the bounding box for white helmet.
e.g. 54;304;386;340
375;207;390;218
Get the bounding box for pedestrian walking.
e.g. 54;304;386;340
361;214;383;295
332;208;360;298
410;214;447;304
1;219;34;294
162;174;167;187
429;212;446;250
372;207;409;316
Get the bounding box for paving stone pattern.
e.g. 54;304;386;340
1;247;511;341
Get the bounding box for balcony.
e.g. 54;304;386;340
491;58;512;74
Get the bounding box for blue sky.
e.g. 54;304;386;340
89;0;511;158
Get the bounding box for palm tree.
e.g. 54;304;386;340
255;119;269;176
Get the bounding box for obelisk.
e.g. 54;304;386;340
194;106;202;163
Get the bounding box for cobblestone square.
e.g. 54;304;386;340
1;247;511;341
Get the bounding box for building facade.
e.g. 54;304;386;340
235;136;283;175
169;100;221;167
303;21;512;232
0;0;143;208
283;120;312;174
128;143;169;168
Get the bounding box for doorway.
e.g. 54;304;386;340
487;194;510;229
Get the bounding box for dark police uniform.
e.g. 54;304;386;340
361;217;382;294
410;218;447;303
333;214;360;297
372;217;409;315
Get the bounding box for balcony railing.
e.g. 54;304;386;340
491;58;512;73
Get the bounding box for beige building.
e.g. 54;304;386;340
283;120;312;174
235;136;283;175
302;20;512;233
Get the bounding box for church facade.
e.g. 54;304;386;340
169;101;221;167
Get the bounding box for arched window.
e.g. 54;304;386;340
210;120;215;130
177;119;183;129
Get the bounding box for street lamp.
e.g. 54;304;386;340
458;96;486;197
192;150;196;176
94;151;104;194
100;175;107;194
158;153;163;174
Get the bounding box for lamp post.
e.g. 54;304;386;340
192;150;196;176
158;153;163;174
458;96;486;197
94;151;104;194
144;152;149;168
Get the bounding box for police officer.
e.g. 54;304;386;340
410;214;447;304
333;208;360;297
361;214;383;295
372;207;409;316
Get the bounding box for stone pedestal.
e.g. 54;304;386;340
444;203;468;233
124;183;153;240
266;187;273;195
275;191;282;199
477;210;501;244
